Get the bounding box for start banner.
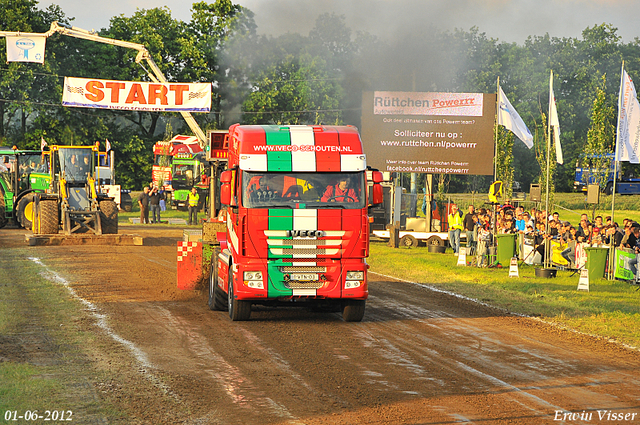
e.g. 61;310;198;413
62;77;211;112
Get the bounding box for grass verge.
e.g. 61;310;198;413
0;249;122;421
368;241;640;349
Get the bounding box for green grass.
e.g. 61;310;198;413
368;241;640;348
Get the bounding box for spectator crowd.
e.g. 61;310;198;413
447;202;640;281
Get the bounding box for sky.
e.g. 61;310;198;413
38;0;640;44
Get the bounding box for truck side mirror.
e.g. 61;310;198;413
371;171;383;205
220;170;232;205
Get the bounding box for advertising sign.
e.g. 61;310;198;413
5;35;46;63
62;77;211;112
361;91;496;175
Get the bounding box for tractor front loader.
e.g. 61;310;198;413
32;145;118;236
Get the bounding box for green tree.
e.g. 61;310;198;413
584;74;615;194
495;126;515;198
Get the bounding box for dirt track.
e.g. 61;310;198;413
2;225;640;424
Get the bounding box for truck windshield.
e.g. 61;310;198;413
242;171;365;209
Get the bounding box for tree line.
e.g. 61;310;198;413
1;0;639;191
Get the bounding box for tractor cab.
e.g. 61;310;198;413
32;145;118;235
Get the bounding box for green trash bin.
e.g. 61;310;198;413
584;247;609;282
495;233;517;265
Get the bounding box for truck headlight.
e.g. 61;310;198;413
345;271;364;289
243;271;264;289
346;271;364;280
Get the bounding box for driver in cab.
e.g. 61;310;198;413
321;177;358;202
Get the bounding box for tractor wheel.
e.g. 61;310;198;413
16;193;36;230
34;198;59;235
228;269;251;321
99;200;119;234
0;198;7;229
342;300;366;322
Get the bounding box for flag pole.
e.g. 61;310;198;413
545;71;552;269
494;76;500;181
609;61;624;280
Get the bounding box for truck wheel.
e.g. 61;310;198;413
17;193;36;230
400;234;419;248
426;235;445;247
120;192;133;212
99;200;119;234
208;251;226;311
228;270;251;321
342;300;366;322
34;199;59;235
604;182;613;195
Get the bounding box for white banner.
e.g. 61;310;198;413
6;35;46;63
616;66;640;164
549;72;563;164
62;77;211;112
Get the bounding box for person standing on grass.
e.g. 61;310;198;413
448;204;464;255
149;186;161;224
463;205;476;254
188;187;200;226
159;187;167;212
137;186;150;224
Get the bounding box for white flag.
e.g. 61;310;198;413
105;138;112;152
497;85;533;148
616;65;640;164
6;35;46;64
549;72;563;164
40;137;47;151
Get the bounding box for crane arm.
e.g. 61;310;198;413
1;21;208;147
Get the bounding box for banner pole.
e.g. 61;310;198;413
494;76;500;181
545;71;553;269
609;61;624;280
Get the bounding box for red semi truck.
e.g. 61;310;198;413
208;124;383;321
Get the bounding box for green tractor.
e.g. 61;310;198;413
0;147;51;229
32;144;118;235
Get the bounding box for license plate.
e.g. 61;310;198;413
290;273;318;281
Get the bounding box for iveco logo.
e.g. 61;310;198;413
286;230;325;237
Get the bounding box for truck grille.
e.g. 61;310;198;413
281;266;326;273
279;247;332;256
285;281;325;289
276;239;328;246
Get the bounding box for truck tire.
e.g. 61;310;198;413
604;182;614;195
228;269;251;321
400;234;419;248
99;200;119;234
34;198;59;235
120;192;133;212
426;235;445;247
342;300;366;322
16;193;36;230
208;251;227;311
